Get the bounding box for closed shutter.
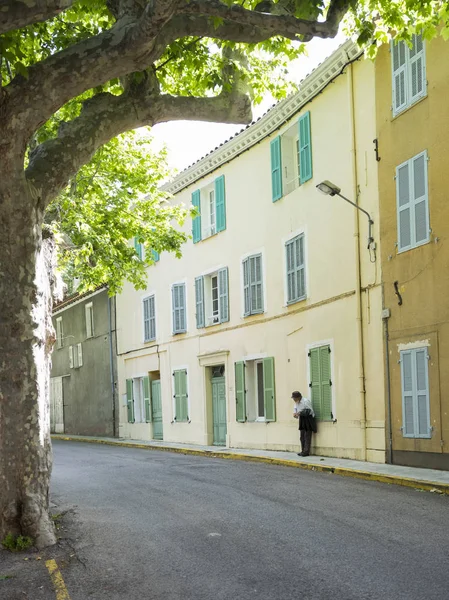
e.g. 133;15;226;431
299;111;312;183
412;151;429;245
56;318;63;348
270;136;283;202
192;190;202;243
392;40;407;115
143;376;152;422
263;357;276;422
401;348;430;438
401;350;415;436
396;160;411;251
215;175;226;232
148;296;156;341
409;34;425;103
397;151;429;251
195;276;205;328
250;254;263;314
218;267;229;323
126;379;135;423
77;343;83;367
172;284;186;334
319;346;332;420
415;349;430;437
174;370;188;422
85;304;93;338
309;347;322;420
143;298;150;341
243;258;250;316
69;345;74;369
286;235;305;303
235;362;246;422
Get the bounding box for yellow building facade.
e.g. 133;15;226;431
116;41;386;462
376;34;449;469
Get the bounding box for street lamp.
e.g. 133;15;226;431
316;180;374;249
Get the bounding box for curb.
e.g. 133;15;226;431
52;435;449;496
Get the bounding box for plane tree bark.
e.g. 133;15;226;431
0;0;349;547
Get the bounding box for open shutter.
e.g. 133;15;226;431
309;348;322;419
409;34;426;103
270;136;283;202
143;376;152;422
192;190;202;243
195;276;205;329
85;305;92;338
263;357;276;422
401;351;415;437
396;160;412;251
299;111;312;183
69;345;74;369
143;298;150;341
179;284;186;332
215;175;226;232
134;237;143;260
77;343;83;367
151;249;160;262
172;286;178;333
149;296;156;341
243;259;250;316
174;370;188;422
218;267;229;323
126;379;135;423
250;255;263;314
235;362;246;422
412;151;429;246
392;40;407;115
319;346;332;420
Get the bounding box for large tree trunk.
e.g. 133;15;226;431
0;159;58;548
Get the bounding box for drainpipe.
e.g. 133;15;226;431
382;285;393;464
347;60;368;461
108;295;116;437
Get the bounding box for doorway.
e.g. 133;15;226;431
151;379;163;440
211;365;227;446
50;376;64;433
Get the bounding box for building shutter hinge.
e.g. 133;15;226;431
308;351;311;357
329;380;333;386
328;347;331;354
309;382;312;387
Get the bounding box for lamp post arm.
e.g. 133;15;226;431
337;192;374;249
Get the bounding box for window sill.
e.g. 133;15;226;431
286;295;307;307
397;237;430;254
143;338;157;344
243;310;265;319
172;330;187;336
392;93;427;121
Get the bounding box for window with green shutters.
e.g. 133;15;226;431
270;136;283;202
309;345;333;421
173;369;188;422
298;111;312;184
396;150;429;252
285;234;306;304
192;190;201;243
134;237;143;260
143;376;152;423
234;358;276;422
195;268;229;328
192;175;226;243
391;34;426;117
126;378;135;423
400;347;431;438
243;254;263;316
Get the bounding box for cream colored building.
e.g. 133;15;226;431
116;41;385;462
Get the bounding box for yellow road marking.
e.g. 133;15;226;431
45;559;71;600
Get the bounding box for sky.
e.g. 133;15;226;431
151;34;346;174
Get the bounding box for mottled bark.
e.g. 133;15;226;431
0;147;61;548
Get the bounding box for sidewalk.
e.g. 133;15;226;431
51;434;449;495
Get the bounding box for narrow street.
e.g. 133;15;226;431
49;441;449;600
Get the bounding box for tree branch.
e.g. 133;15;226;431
0;0;74;35
25;82;251;205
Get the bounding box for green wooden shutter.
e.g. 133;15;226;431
143;376;152;422
195;276;205;328
235;362;246;422
215;175;226;232
126;379;135;423
299;111;312;183
309;348;322;420
192;190;202;243
319;346;332;420
263;357;276;422
174;370;188;422
270;136;283;202
218;267;229;323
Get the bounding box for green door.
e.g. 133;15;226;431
212;376;227;446
151;380;163;440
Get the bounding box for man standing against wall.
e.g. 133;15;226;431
292;391;316;457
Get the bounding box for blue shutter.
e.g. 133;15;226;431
195;276;205;329
218;267;229;323
134;237;143;260
172;284;186;334
151;249;160;262
243;258;250;316
299;111;312;183
192;190;201;243
215;175;226;233
270;136;283;202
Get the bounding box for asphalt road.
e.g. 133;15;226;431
51;441;449;600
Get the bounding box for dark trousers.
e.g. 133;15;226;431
300;429;312;454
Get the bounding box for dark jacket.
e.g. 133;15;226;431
298;408;317;433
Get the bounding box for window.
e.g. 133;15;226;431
400;348;431;438
143;295;156;342
270;110;312;202
56;317;63;349
134;237;143;260
172;283;186;334
392;34;426;116
286;234;306;304
396;150;429;252
309;345;332;420
85;302;94;338
192;175;226;243
69;343;83;369
126;376;151;424
195;268;229;328
235;357;276;422
243;254;263;316
173;369;188;422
